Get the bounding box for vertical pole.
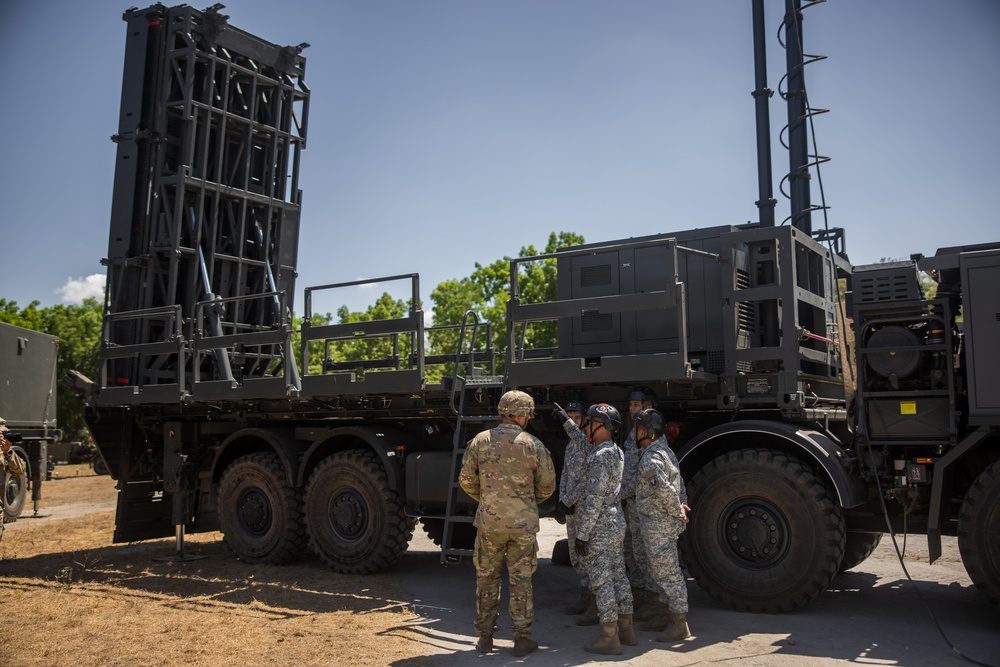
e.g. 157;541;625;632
752;0;776;227
785;0;812;234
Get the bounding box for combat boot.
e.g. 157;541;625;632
512;637;538;657
617;613;637;646
656;612;691;642
632;589;659;622
564;586;590;615
575;594;599;626
584;621;623;655
638;602;670;631
476;634;493;653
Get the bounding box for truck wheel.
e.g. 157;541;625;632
93;456;110;476
839;532;882;572
958;460;1000;605
218;452;305;564
305;450;415;574
3;452;28;522
680;448;845;613
420;518;477;550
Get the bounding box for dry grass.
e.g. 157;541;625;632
1;471;439;667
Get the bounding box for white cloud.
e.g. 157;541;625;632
57;274;106;305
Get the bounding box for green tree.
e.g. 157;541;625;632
42;299;103;442
428;231;584;375
330;293;414;375
0;298;45;331
292;310;333;376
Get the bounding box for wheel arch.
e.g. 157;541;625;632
212;428;301;487
299;425;407;492
678;419;867;509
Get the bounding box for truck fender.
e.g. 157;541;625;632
677;419;867;509
299;425;407;492
213;427;302;487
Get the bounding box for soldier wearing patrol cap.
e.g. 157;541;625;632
0;417;27;541
459;390;556;657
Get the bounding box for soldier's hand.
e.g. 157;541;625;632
681;503;691;524
557;500;575;516
574;538;589;557
552;403;570;425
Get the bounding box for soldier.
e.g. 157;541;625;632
0;418;27;542
459;390;556;658
620;386;660;623
573;403;634;655
552;400;592;617
633;408;692;642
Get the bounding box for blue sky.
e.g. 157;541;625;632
1;0;998;319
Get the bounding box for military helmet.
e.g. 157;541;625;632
634;408;665;442
498;390;535;418
565;400;585;413
586;403;622;434
626;386;658;405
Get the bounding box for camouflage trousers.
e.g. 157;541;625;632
585;517;633;623
640;519;688;613
623;500;654;591
473;529;538;639
565;513;589;588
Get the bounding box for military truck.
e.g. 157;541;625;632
73;2;998;611
1;322;59;522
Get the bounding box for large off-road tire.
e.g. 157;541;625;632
305;450;415;574
680;448;845;613
839;532;883;572
92;456;110;476
958;460;1000;605
218;452;306;564
420;518;477;550
3;462;27;523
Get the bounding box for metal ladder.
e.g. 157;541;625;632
440;310;505;564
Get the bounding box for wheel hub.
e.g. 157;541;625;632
330;489;368;542
721;498;788;567
237;487;272;535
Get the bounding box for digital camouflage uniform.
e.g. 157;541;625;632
459;421;556;640
560;419;590;588
1;432;27;542
576;438;633;623
635;435;688;613
620;428;654;593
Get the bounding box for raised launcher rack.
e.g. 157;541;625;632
100;4;309;406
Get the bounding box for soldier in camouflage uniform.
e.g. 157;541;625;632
573;403;634;655
1;418;27;542
552;400;591;616
620;387;659;622
633;408;692;642
459;390;556;658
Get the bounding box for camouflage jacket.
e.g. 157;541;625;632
558;420;590;507
575;439;624;541
619;429;640;501
460;423;556;534
635;436;687;524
